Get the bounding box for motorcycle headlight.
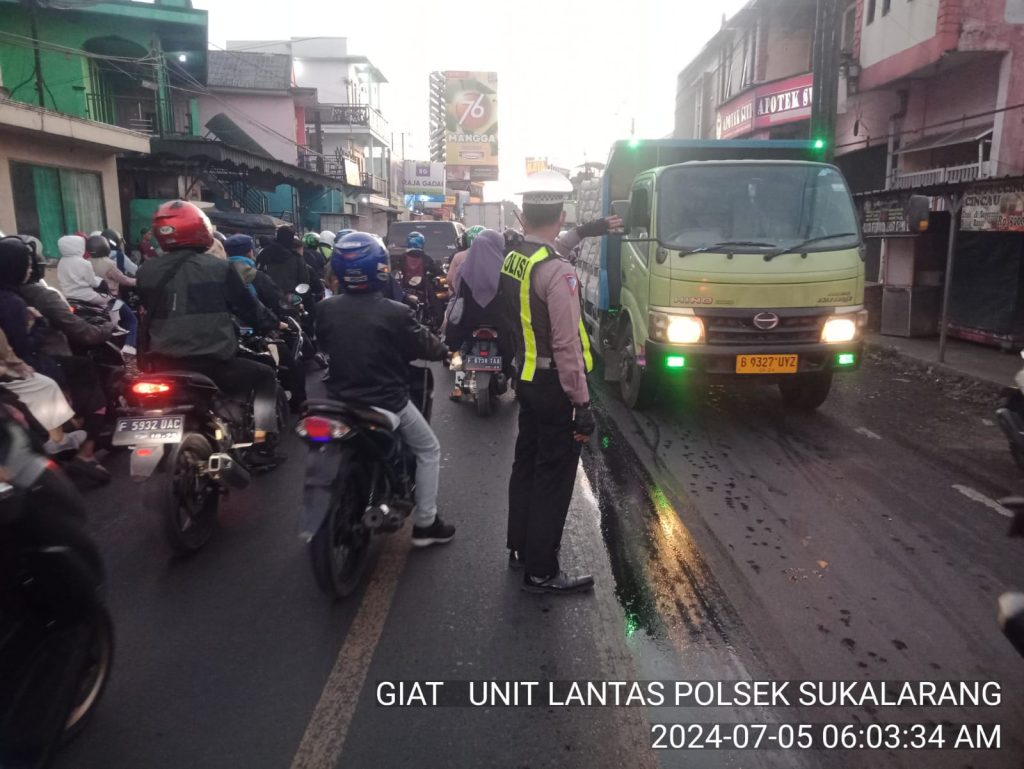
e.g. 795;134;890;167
650;312;704;344
821;317;858;344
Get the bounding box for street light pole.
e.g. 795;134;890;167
810;0;841;160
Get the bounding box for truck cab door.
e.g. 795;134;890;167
622;180;653;336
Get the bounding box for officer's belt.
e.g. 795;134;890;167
516;356;557;371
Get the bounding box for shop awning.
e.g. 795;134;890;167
148;136;348;191
895;125;993;155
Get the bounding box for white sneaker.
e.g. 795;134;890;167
122;345;137;356
44;429;87;455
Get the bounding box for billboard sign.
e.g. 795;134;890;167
444;71;498;179
525;157;548;175
403;160;445;196
962;181;1024;232
716;72;814;139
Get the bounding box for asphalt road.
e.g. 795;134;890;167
57;356;1024;769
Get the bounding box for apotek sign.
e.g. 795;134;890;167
716;72;814;140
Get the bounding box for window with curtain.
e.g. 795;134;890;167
10;162;106;257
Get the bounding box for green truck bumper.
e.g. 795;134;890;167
643;340;864;377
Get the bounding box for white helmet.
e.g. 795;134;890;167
319;230;336;248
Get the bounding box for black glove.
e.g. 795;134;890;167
572;403;595;437
576;218;613;238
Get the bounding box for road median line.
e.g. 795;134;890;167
289;537;411;769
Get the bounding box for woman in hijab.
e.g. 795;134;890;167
443;229;510;400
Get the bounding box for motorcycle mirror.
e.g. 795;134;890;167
998;592;1024;658
295;283;310;295
409;276;423;287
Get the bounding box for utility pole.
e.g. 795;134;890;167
27;2;46;108
810;0;841;160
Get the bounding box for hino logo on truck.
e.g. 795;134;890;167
753;312;780;330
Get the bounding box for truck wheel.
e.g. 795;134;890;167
619;328;657;410
778;372;833;411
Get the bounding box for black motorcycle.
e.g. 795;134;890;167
996;351;1024;470
117;360;287;554
998;497;1024;657
298;365;433;598
280;284;328;370
450;326;508;418
0;409;114;768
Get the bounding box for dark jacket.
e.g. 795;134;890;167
137;249;277;361
257;242;309;295
0;289;33;363
316;291;448;412
20;281;113;357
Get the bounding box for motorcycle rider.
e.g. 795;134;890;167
102;227;138;277
301;233;326;302
446;224;484;292
399;231;444;327
86;234;139;363
137;200;286;466
317;230;336;264
225;234;307;414
257;225;310;301
315;232;455;547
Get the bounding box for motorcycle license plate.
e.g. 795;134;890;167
112;415;184;446
735;354;799;374
464;355;501;372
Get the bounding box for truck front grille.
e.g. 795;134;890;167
703;314;823;346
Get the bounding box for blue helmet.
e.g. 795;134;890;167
406;231;425;250
336;229;354;239
331;232;390;293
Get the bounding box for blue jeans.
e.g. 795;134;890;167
118;304;138;349
397;401;440;527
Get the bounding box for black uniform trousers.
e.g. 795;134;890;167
506;369;583;579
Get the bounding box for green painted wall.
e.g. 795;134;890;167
0;0;207;119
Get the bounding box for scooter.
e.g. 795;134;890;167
0;407;114;767
995;351;1024;470
449;326;508;418
117;355;287;555
297;364;434;598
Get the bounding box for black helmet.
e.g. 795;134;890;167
86;234;111;259
28;243;46;284
0;236;33;288
101;228;123;248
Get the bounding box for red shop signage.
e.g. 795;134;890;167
715;72;814;139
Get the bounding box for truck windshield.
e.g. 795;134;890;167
657;164;860;253
386;222;460;261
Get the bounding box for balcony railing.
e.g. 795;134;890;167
86;93;191;136
890;161;991;190
310;103;388;137
361;172;387;194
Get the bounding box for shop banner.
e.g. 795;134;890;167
444;70;499;181
962;181;1024;232
403;160;445;196
716;94;755;140
860;195;913;237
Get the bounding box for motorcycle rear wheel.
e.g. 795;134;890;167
159;433;219;555
310;467;371;598
63;606;114;742
475;373;494;418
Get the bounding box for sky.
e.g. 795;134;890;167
196;0;749;196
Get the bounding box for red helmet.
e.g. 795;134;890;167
152;200;213;251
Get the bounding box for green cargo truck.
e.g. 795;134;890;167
577;139;867;410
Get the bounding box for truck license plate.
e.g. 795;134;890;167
735;354;798;374
112;415;185;446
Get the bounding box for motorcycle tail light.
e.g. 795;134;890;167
472;328;497;340
297;416;350;442
132;381;172;395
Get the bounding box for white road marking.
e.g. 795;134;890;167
289;537;410;769
854;427;882;440
982;418;995;426
952;484;1013;518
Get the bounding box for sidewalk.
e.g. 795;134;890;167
864;331;1020;389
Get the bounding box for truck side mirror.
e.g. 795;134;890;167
906;195;930;233
611;200;629;222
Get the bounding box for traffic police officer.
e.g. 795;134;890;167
500;170;618;594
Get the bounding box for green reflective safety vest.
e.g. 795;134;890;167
499;245;593;383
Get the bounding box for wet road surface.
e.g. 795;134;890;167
57;357;1024;768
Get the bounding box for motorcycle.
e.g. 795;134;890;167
403;275;449;334
997;497;1024;657
996;351;1024;470
0;408;114;767
297;364;433;598
449;326;508;418
116;357;287;554
280;284;328;370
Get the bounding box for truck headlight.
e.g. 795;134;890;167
649;312;704;344
821;317;857;344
